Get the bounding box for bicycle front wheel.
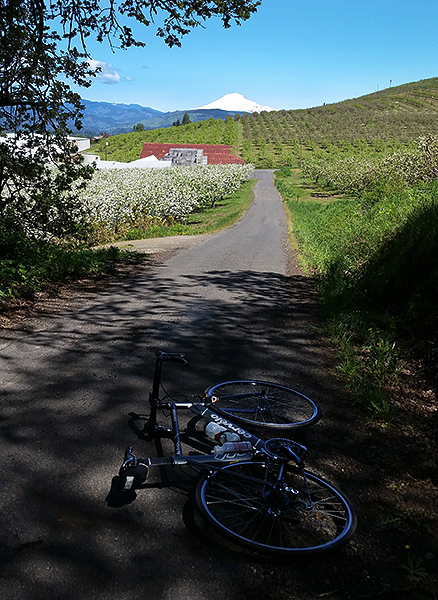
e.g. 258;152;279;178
204;380;321;430
196;461;356;557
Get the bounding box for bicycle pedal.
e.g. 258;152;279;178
121;474;135;491
118;463;149;491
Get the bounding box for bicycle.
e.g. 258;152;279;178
117;351;356;557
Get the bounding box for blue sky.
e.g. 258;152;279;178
72;0;438;112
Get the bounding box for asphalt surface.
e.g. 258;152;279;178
0;170;352;600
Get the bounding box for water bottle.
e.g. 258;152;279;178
213;440;253;457
205;421;228;442
219;430;241;443
205;422;241;443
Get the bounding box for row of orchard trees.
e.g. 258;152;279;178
301;135;438;194
76;163;254;241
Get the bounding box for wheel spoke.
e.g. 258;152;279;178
196;462;356;555
204;380;321;430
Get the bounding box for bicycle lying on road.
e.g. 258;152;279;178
117;351;356;557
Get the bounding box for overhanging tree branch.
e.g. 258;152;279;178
0;0;261;239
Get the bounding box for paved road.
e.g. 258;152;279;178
0;170;349;600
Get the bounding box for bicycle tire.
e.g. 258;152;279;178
204;380;321;430
196;461;356;556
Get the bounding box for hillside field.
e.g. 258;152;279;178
90;77;438;168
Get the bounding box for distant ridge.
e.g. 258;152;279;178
77;101;248;136
76;78;438;138
78;99;163;136
76;93;275;136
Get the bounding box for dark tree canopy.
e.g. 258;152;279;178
0;0;261;239
52;0;261;49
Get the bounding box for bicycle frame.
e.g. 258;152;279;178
120;351;306;487
117;352;357;557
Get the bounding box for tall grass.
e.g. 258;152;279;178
277;170;438;418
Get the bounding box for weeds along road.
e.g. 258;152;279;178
0;170;355;600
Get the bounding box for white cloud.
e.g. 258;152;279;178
88;59;121;85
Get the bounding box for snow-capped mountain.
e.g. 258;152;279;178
76;93;277;135
192;93;276;113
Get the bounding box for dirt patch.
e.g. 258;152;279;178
96;233;210;255
317;360;438;599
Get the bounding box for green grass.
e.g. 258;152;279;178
276;169;438;419
275;165;355;204
185;179;255;233
275;167;354;271
170;178;254;234
275;167;319;202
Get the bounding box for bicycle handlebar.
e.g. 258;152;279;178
155;351;189;367
150;351;188;402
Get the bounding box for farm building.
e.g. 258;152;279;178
140;143;245;166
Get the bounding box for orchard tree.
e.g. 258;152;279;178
0;0;261;239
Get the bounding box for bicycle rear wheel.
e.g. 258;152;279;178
196;461;356;556
204;380;321;430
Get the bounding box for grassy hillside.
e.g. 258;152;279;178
276;163;438;412
90;78;438;167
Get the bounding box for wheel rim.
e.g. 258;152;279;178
205;381;320;429
197;462;355;555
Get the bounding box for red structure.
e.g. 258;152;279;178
140;143;245;165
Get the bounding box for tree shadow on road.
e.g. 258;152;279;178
0;266;435;600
